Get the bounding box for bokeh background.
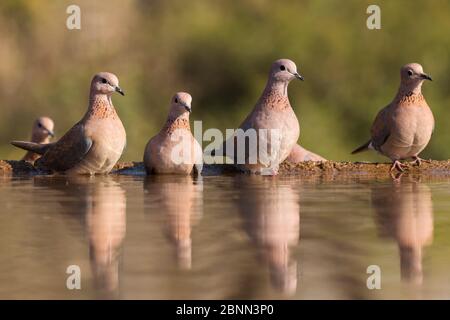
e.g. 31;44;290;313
0;0;449;162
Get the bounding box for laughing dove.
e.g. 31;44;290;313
213;59;303;175
143;92;203;175
286;144;326;163
352;63;434;172
11;72;126;174
21;116;55;163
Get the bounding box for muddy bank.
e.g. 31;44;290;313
279;160;450;176
1;159;450;178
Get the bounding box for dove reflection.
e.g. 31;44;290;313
371;177;433;285
86;178;126;297
33;176;126;298
144;175;203;270
236;176;300;295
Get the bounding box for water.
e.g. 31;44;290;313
1;172;450;299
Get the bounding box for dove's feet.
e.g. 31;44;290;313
411;156;431;166
390;160;407;172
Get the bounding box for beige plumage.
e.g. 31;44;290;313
286;144;326;163
215;59;303;175
12;72;126;174
144;92;203;175
352;63;434;172
21;117;55;163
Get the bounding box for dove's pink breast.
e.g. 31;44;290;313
67;117;126;174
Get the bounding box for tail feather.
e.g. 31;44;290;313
351;140;371;155
11;141;52;155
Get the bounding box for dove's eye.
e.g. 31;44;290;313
407;70;413;76
101;78;107;84
37;123;42;128
280;65;286;71
175;98;178;103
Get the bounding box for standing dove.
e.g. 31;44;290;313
143;92;203;175
214;59;303;174
352;63;434;172
11;72;126;174
21;116;55;163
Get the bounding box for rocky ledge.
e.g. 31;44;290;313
1;159;450;177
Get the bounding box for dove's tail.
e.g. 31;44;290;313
351;140;372;155
11;141;52;155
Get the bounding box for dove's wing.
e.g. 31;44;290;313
370;106;391;152
38;122;93;172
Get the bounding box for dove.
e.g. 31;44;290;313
21;116;55;163
143;92;203;175
286;144;326;163
352;63;434;172
214;59;303;175
11;72;126;175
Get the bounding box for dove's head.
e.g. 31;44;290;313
269;59;304;82
169;92;193;117
400;63;432;91
91;72;124;96
31;116;54;142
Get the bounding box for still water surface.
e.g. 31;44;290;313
1;172;450;299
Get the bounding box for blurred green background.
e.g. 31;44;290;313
0;0;449;162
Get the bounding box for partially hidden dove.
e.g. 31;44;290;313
143;92;203;175
21;116;55;163
11;72;126;174
352;63;434;172
214;59;303;175
286;144;326;163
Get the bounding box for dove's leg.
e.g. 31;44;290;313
411;156;432;166
390;160;407;172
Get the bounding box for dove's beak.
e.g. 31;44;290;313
42;126;54;137
115;86;125;96
184;104;192;113
420;73;432;81
294;72;304;81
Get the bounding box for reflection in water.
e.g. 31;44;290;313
144;175;203;270
236;176;300;295
33;176;126;298
371;177;433;285
4;174;450;299
86;179;126;298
